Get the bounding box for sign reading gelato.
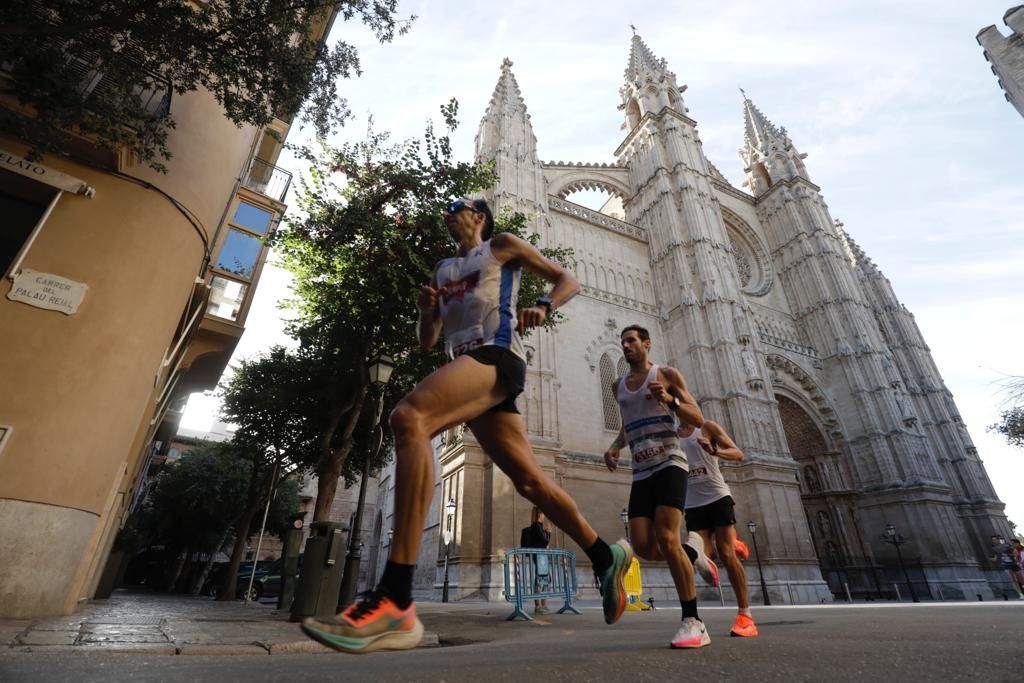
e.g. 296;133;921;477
7;270;87;315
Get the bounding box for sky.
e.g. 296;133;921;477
182;0;1024;526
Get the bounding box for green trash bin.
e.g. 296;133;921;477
289;521;346;622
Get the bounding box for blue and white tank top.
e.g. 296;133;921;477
616;364;688;481
436;241;525;361
683;426;732;509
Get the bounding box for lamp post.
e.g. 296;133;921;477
747;520;771;606
338;354;395;608
882;523;919;603
442;497;457;602
620;508;630;542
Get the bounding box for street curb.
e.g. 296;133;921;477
4;644;179;655
177;644;269;656
265;632;440;655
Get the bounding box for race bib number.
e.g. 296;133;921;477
448;325;485;358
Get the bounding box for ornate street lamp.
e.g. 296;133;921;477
338;353;395;608
882;523;919;603
442;497;457;602
620;508;630;542
747;520;771;606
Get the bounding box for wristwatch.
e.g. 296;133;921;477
669;396;681;410
535;296;552;315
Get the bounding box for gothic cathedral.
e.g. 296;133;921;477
382;35;1011;604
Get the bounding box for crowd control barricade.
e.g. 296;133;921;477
503;548;581;621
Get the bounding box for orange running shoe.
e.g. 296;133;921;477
730;612;758;637
301;589;424;654
734;539;750;560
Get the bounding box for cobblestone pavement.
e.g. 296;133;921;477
0;591;440;655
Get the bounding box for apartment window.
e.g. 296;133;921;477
232;200;273;235
206;198;275;321
1;169;58;277
207;275;248;321
214;229;262;278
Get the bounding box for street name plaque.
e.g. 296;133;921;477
7;269;87;315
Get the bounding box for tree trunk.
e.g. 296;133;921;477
190;526;233;596
313;382;368;521
167;544;190;592
218;505;259;601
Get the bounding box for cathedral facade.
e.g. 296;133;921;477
373;36;1012;604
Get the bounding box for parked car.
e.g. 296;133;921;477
205;558;291;601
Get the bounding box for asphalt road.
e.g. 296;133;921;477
2;602;1021;682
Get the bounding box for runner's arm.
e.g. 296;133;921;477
416;266;443;349
654;367;704;429
604;380;625;472
490;232;580;330
700;420;744;461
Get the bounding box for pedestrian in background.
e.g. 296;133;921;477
521;507;553;614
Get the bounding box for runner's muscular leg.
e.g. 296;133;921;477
389;355;507;564
630;517;663;561
654;505;696;603
713;525;749;609
467;410;598;550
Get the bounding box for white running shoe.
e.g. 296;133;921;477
685;531;720;586
671;617;711;649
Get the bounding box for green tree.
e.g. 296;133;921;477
0;1;413;170
273;100;572;520
216;347;319;600
990;406;1024;448
141;441;253;591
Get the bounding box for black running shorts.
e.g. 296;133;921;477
627;465;688;518
464;345;526;414
684;495;736;532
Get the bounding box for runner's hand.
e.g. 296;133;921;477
417;285;445;313
648;380;672;403
604;447;620;472
697;436;717;455
518;305;547;331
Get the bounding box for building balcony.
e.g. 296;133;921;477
242;158;293;203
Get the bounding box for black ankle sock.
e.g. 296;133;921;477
681;598;699;620
378;561;415;609
682;544;697;564
585;538;614;574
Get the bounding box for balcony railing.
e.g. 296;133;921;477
242;157;293;203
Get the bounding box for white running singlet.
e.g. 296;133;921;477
683;427;732;509
616;364;688;481
436;241;525;361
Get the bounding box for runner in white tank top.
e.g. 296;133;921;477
603;324;718;649
680;419;758;637
303;198;634;654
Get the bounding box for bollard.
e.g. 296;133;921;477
277;522;304;611
843;582;852;603
892;582;902;602
289;521;346;622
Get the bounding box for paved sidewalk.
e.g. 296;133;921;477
0;590;442;656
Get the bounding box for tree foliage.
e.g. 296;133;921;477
990;406;1024;449
271;100;572;519
0;1;413;170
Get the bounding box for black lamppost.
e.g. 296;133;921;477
338;354;395;608
747;520;771;606
620;508;630;542
442;497;457;602
882;523;919;603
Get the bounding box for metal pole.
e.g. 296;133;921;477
843;582;852;603
338;431;378;608
751;532;771;606
245;460;280;605
894;541;919;603
442;546;450;603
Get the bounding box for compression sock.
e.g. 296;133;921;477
378;561;415;609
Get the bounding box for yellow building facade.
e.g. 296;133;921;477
0;14;330;617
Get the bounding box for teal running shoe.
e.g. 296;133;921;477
597;539;633;625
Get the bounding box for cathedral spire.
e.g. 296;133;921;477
474;58;546;211
738;92;810;196
619;34;687;130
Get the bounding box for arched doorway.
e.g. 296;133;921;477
776;394;864;598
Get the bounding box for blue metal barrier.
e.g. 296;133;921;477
502;548;582;621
